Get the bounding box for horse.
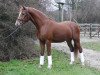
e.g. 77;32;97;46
15;6;84;69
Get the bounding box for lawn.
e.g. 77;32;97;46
0;49;100;75
82;41;100;51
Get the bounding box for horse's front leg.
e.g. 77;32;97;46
46;40;52;69
39;40;45;68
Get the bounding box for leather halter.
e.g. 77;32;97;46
16;8;34;24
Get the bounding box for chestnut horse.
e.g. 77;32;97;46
15;6;84;69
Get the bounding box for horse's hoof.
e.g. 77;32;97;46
47;65;52;69
69;61;74;65
82;62;85;66
38;65;42;68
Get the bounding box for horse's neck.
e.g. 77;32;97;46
28;8;48;30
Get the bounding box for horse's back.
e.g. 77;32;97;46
55;21;80;34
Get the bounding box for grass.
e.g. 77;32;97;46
0;49;100;75
82;42;100;51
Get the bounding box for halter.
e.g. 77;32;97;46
16;7;35;25
3;26;20;40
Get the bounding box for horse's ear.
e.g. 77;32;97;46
22;6;26;10
20;5;26;10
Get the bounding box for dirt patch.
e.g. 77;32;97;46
84;48;100;69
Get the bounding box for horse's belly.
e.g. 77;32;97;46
52;31;72;42
52;39;65;43
52;35;67;43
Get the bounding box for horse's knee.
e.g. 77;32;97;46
40;46;45;56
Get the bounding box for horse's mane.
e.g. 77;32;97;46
27;7;54;21
27;7;47;18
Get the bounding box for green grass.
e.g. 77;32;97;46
0;49;100;75
82;42;100;51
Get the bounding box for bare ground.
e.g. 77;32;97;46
51;37;100;70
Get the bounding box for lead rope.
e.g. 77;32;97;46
3;26;20;40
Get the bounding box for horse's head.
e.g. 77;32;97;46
15;6;30;26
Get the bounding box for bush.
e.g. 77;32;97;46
0;0;38;61
0;13;11;21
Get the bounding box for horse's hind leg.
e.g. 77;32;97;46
80;47;85;65
39;40;45;68
66;40;74;64
74;40;85;65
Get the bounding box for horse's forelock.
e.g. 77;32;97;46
18;6;28;16
20;6;26;10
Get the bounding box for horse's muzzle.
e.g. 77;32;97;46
15;20;21;26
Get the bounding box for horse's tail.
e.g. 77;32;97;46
73;24;80;58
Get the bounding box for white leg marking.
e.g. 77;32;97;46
48;55;52;69
70;52;74;64
40;56;44;65
80;52;85;65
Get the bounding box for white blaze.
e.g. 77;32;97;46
15;11;22;26
18;11;22;18
15;20;20;26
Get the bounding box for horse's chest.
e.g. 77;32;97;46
38;27;50;40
